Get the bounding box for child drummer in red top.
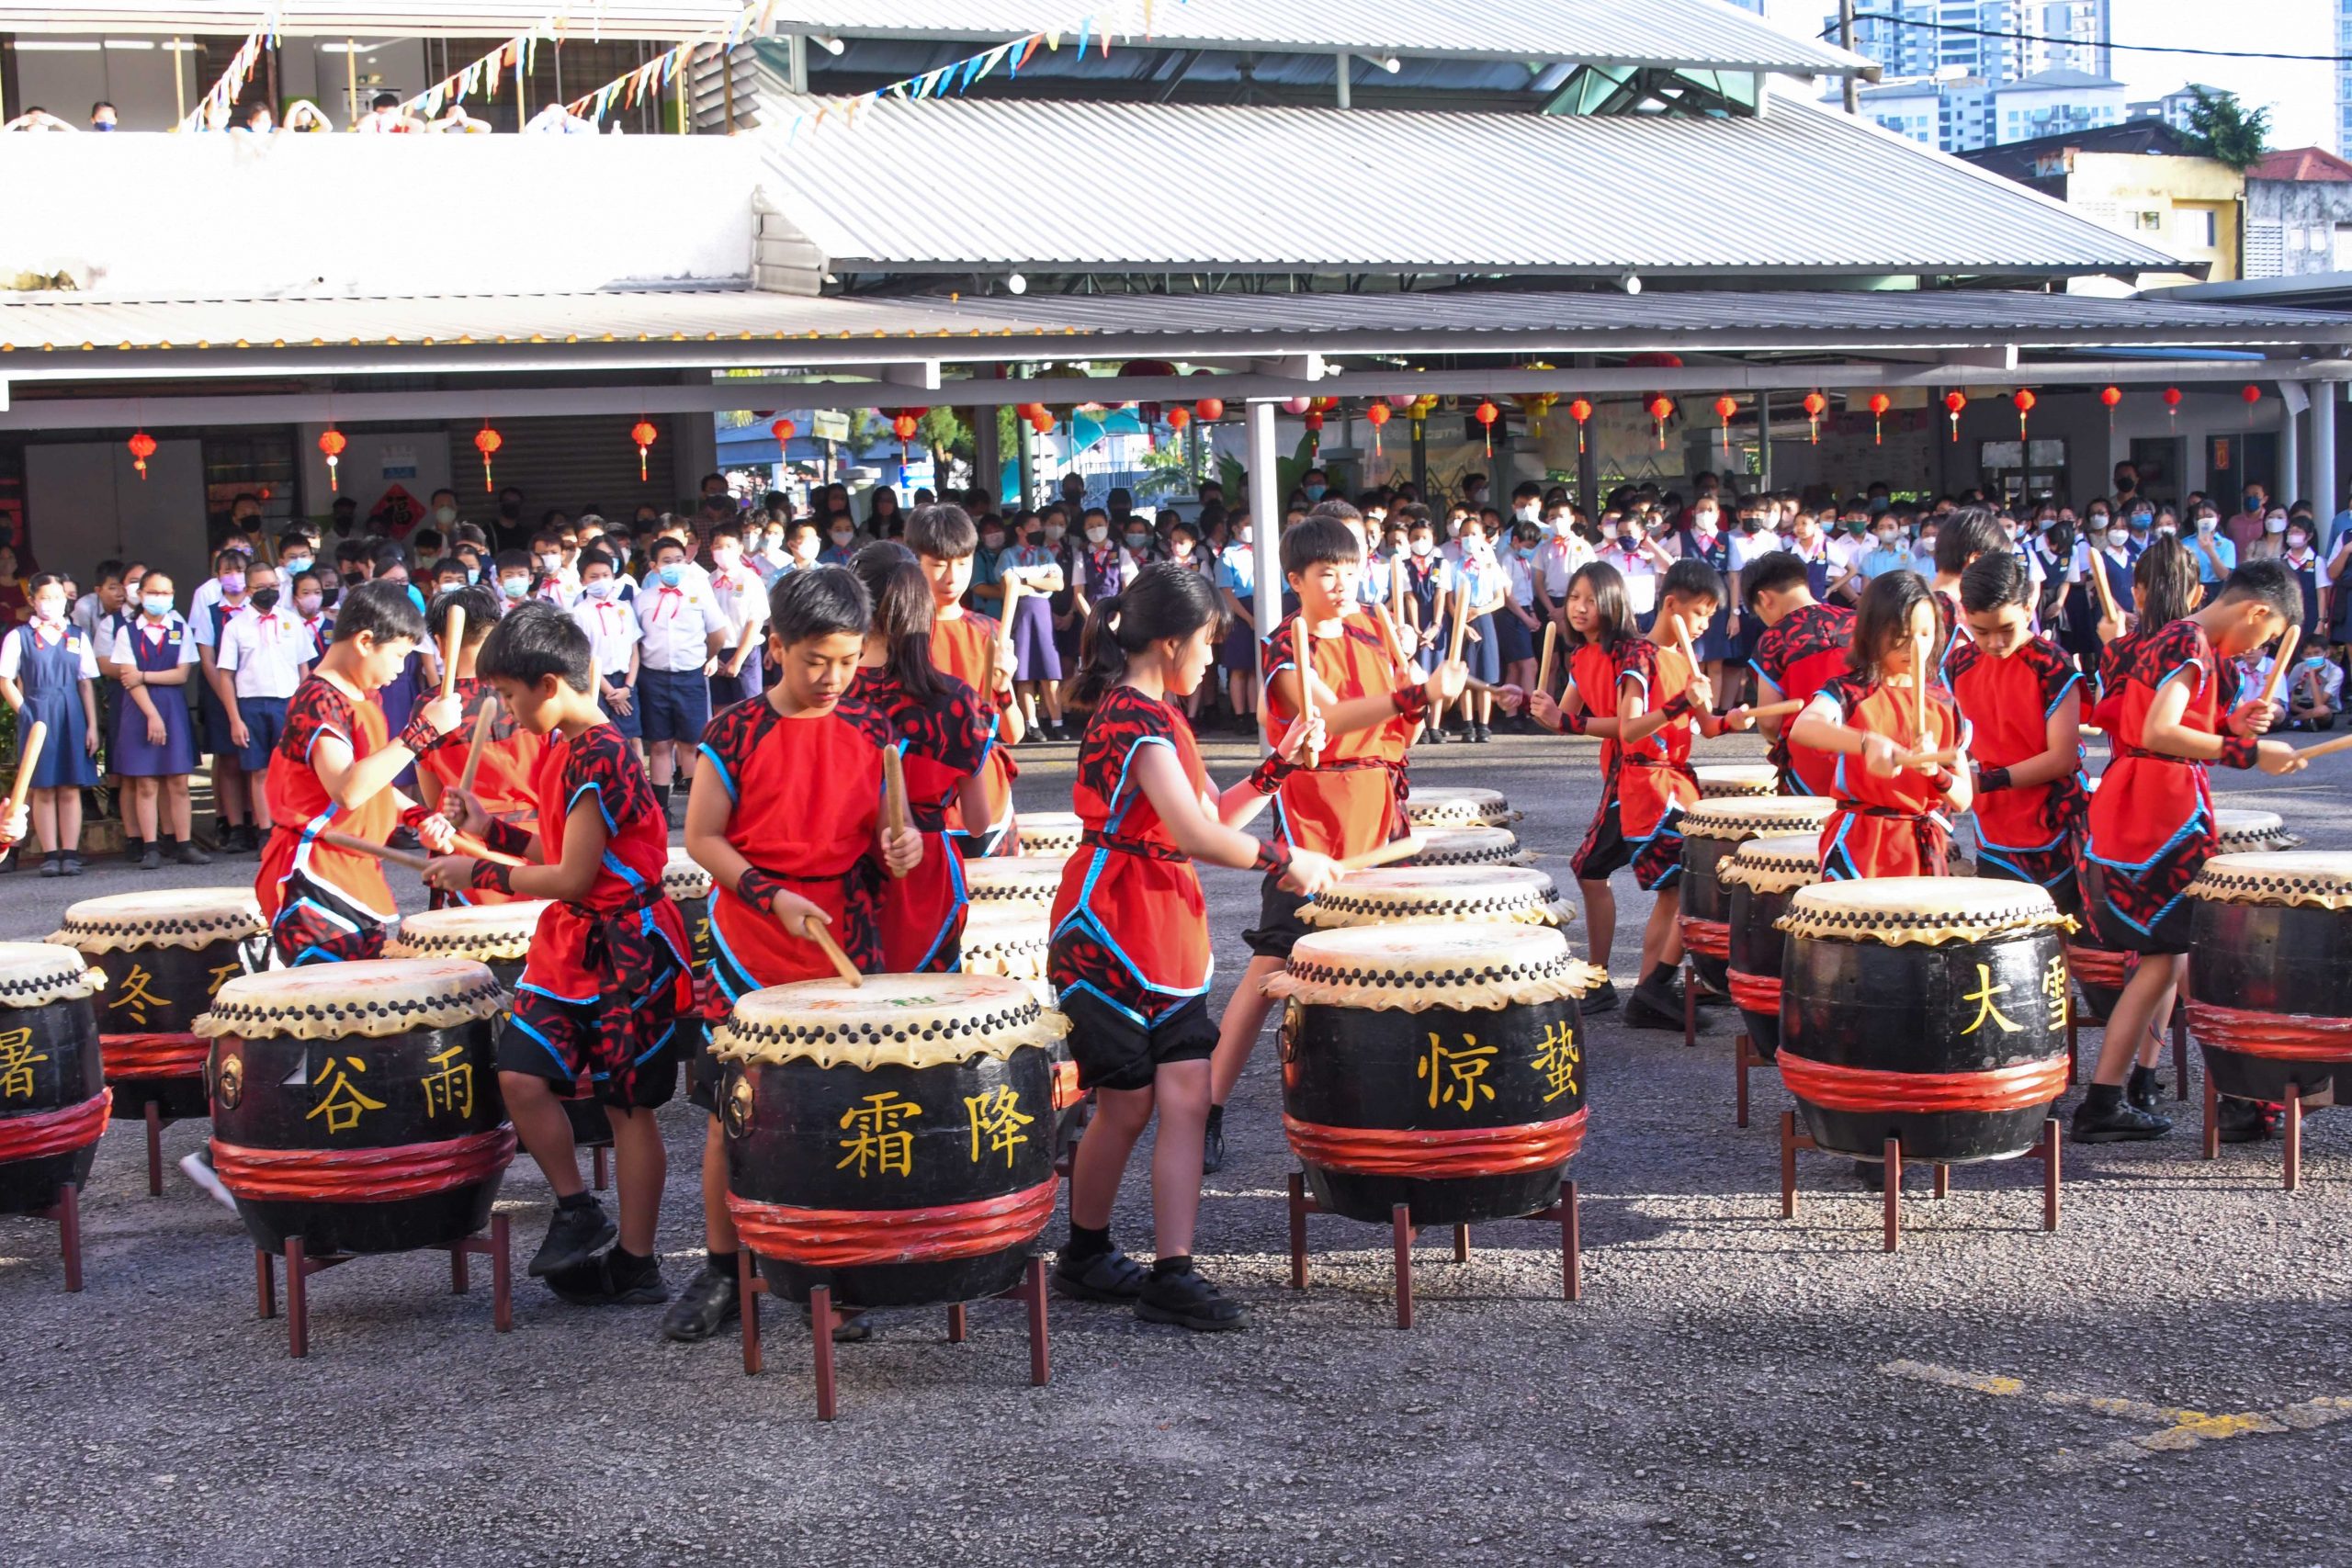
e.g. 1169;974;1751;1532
847;543;996;972
424;603;695;1306
1527;560;1634;1012
255;580;461;965
2073;558;2306;1144
1791;570;1974;883
908;504;1023;854
1946;553;2087;910
1048;563;1338;1333
1203;511;1464;1173
414;584;545;908
659;567;922;1343
1743;551;1854;797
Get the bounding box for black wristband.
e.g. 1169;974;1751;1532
1248;755;1295;796
1975;764;2011;794
736;867;795;911
1659;694;1693;722
2216;734;2261;771
1391;683;1430;724
469;859;514;895
1252;840;1294;877
398;802;432;832
397;711;443;753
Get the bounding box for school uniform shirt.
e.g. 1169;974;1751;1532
1260;608;1419;860
847;665;994;972
633;574;729;672
1597;543;1658;616
300;611;335;649
214;605;317;699
1217;542;1256;604
1537;532;1595;603
1807;675;1966;882
71;592;123;662
190;592;251;660
571;593;641;680
1945;633;2086;888
704;558;767;650
1748;601;1855;797
533;570;580;612
2188;529;2238;585
0;619;100;684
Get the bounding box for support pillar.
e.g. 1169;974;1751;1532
1250;399;1282;755
2314;381;2340;532
2281;384;2303;509
973;406;1001;510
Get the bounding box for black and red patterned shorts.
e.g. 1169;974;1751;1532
270;872;391;967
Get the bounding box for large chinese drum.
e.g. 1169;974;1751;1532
1720;832;1825;1061
952;908;1081;1149
1301;864;1574;932
2184;852;2352;1103
1778;879;2071;1163
1402;786;1519;830
1402;826;1531;868
1694;762;1781;799
2071;807;2296;1024
198;959;514;1257
1264;924;1600;1226
49;888;266;1122
1677;796;1836;998
715;973;1064;1309
961;853;1066;919
1014;811;1085;862
0;943;108;1215
662;848;715;970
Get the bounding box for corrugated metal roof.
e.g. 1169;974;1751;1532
752;92;2178;277
755;0;1870;74
0;3;738;39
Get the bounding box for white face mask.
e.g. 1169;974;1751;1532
1085;525;1108;545
1514;503;1539;523
1408;538;1433;558
2266;516;2288;535
2107;528;2129;548
830;528;854;547
2198;516;2218;534
434;506;458;526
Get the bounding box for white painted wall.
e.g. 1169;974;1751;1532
2;133;759;295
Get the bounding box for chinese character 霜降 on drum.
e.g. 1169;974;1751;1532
1677;795;1835;999
197;959;514;1258
952;908;1084;1152
1301;864;1575;931
1013;811;1085;862
49;888;266;1121
1693;762;1780;799
1402;786;1521;830
0;943;108;1215
1262;924;1603;1226
1777;879;2073;1163
1719;833;1825;1061
2184;852;2352;1104
960;854;1067;918
2069;807;2295;1024
712;973;1066;1309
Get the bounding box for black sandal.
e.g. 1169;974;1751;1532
1050;1244;1148;1303
1136;1267;1247;1332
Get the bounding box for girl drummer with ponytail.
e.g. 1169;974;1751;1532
1790;570;1974;881
1047;562;1340;1332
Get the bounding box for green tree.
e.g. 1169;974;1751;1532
2180;87;2269;171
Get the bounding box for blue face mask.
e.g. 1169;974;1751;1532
140;595;173;619
658;564;685;588
465;567;481;584
1304;484;1327;502
500;577;529;601
280;554;312;576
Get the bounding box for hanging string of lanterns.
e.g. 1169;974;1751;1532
771;416;797;465
2242;384;2263;423
473;422;503;491
2012;389;2036;439
1567;398;1593;455
2099;385;2122;434
1365;400;1392;455
1645;396;1675;450
630;420;659;483
2163;387;2183;421
1474;400;1498;457
1802;391;1827;445
1867;392;1891;446
317;428;345;491
1713;396;1737;460
127;431;156;481
1943;390;1967;442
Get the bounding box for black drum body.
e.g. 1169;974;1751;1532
724;1046;1055;1308
1679;833;1740;994
0;998;105;1214
670;894;717;1111
1781;929;2066;1163
208;1020;507;1256
2189;899;2352;1103
1726;883;1796;1060
468;953;614;1151
96;934;263;1120
1281;996;1584;1225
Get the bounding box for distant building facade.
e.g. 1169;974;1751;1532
2245;147;2352;277
1961;121;2244;291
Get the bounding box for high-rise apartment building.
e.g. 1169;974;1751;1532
1831;1;2116;152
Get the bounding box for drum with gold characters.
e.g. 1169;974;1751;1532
1778;879;2071;1163
961;853;1067;918
662;848;715;970
1302;864;1574;931
1263;924;1601;1226
198;960;514;1258
951;908;1079;1141
713;973;1066;1309
1677;796;1836;998
49;888;266;1122
1694;762;1781;799
1014;811;1084;862
1720;833;1824;1061
0;943;108;1215
1402;786;1520;830
1401;826;1531;868
2070;807;2297;1024
2185;852;2352;1104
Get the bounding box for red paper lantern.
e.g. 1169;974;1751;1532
1283;397;1312;416
2098;384;2122;435
2011;389;2036;439
1303;410;1324;453
2243;383;2263;423
1029;412;1054;435
770;416;797;463
1802;390;1827;445
1713;396;1738;423
472;423;502;491
1867;392;1891;446
1646;396;1674;449
1364;400;1392;456
128;430;157;481
1194;397;1224;423
630;419;659;483
317;428;346;491
2163;387;2184;422
1474;399;1499;457
1309;396;1339;414
1943;389;1967;442
1166;406;1191;434
1567;398;1593;457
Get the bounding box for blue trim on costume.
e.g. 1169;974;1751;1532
1975;846;2067;887
2044;671;2082;719
1976;825;2069;856
635;1020;678;1066
1101;734;1175;838
696;741;738;800
518;979;600;1006
566;780;616;834
504;1011;574;1077
2086;802;2207;874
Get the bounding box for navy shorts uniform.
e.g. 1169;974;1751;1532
1059;991;1216;1095
234;695;289;773
495;992;684;1112
1243;876;1314;960
638;665;711;746
598;679;642;740
1570;795;1634;882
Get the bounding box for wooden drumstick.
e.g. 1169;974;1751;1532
1536;620;1558;697
1445;578;1472;665
1746;697;1806;721
801;916;864;987
1374;600;1414;671
438;605;466;701
1294;619;1320;768
881;746;910;880
456;694;499;796
2287;728;2352;762
1894;747;1960;772
1389;557;1408;637
322;829;432;872
2258;625;2301;711
448;829;529;869
1336;834;1426;874
1911;627;1931;750
6;718;49;825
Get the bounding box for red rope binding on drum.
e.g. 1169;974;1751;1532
1776;1051;2067;1114
1050;1059;1080;1111
1726;969;1782;1015
0;1089;110;1162
2186;1000;2352;1063
1678;916;1731;961
209;1127;516;1202
1282;1109;1588;1179
2065;942;2135;989
727;1179;1059;1268
102;1032;210;1081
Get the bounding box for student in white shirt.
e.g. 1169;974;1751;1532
211;560;318;833
634;536;729;818
1596;515;1667;622
704;517;769;709
570;549;644;750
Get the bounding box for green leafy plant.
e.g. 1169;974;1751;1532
2180;87;2270;171
1216;433;1318;511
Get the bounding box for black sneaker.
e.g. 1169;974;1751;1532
1424;725;1447;745
2126;1066;2165;1111
1849;1157;1886;1190
2070;1098;2172;1144
60;855;84;876
1581;978;1621;1015
2215;1096;2274;1145
1203;1118;1227;1176
801;1303;872;1342
1051;1244;1148;1303
175;840;212;866
545;1248;667;1306
1623;977;1686;1031
1471;722;1491;743
658;1262;741;1342
1136;1264;1247;1332
528;1198;616;1277
139;843;163;871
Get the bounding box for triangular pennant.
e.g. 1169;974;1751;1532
1075;18;1091;59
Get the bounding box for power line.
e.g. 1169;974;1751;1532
1825;13;2352;65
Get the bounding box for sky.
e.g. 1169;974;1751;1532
1761;0;2335;151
